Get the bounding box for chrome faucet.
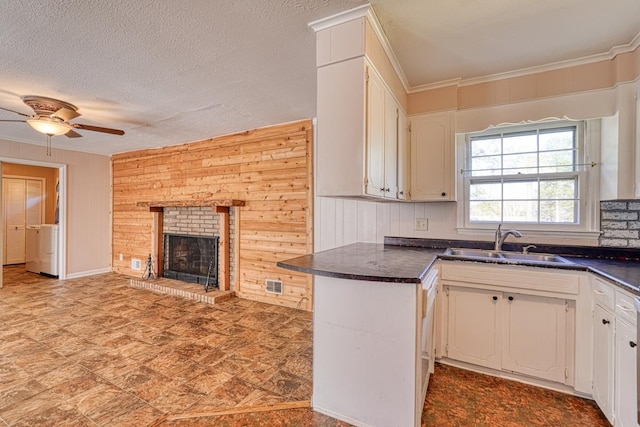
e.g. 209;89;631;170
494;224;523;251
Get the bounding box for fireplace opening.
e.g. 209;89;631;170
163;234;219;287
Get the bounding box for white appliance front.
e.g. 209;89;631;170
25;225;40;273
39;224;58;277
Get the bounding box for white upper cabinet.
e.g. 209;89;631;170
397;112;410;200
316;55;404;200
409;111;456;201
365;65;386;197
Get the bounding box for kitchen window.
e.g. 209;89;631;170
460;120;598;235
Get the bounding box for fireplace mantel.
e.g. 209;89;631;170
136;199;245;210
138;200;243;292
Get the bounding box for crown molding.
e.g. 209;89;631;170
457;32;640;88
364;7;411;92
408;78;462;93
310;6;639;96
308;4;370;32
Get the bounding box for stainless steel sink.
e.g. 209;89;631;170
444;248;572;264
499;253;571;263
446;248;502;258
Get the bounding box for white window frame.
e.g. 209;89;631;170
456;119;601;240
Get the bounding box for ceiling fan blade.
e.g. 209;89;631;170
64;129;83;138
0;106;30;117
54;107;80;121
0;119;27;122
73;123;124;136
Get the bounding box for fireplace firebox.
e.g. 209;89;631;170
163;234;219;288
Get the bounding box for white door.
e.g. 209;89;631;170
4;178;26;265
502;293;567;383
615;320;638;427
365;65;385;197
447;286;502;370
26;179;44;225
397;111;409;200
3;177;44;265
593;304;615;425
410;111;454;201
383;91;398;199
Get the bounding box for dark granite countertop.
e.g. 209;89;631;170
276;243;442;283
277;237;640;295
567;258;640;295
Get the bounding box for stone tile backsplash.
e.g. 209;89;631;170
600;200;640;247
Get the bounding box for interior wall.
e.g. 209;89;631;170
315;82;638;252
2;163;58;224
111;120;314;311
0;139;111;278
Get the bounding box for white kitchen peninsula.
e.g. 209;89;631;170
278;243;441;427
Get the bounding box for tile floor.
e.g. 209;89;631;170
0;265;612;426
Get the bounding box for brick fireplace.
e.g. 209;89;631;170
163;207;236;287
137;200;244;291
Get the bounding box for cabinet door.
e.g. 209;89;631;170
615;320;638;427
383;92;398;199
365;66;385;197
447;286;501;370
397;111;410;200
410;111;455;201
502;293;567;383
593;304;615;425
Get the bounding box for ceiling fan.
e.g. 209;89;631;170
0;95;125;138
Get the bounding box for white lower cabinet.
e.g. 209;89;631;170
446;285;569;383
447;286;501;370
592;303;616;424
615;320;638;427
439;262;585;389
502;293;568;383
591;276;640;427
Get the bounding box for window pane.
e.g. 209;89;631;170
503;201;538;222
469;201;501;222
540;179;577;199
471;137;502;157
469;182;501;200
503;132;537;154
540;129;574;151
540;200;577;223
503;153;537;175
503;181;538;200
539;151;575;173
471;155;501;176
466;123;581;227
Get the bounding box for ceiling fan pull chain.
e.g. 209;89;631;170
46;134;51;156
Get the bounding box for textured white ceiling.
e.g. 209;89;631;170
0;1;638;156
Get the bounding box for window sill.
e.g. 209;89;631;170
457;227;602;242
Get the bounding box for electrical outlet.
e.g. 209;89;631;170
415;218;429;231
119;253;124;261
131;258;142;270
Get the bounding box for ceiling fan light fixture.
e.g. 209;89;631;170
26;117;71;136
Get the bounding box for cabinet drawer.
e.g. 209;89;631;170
592;278;615;311
440;262;579;295
615;290;637;327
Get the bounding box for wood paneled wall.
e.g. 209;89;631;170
111;120;314;310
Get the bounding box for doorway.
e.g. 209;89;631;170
0;160;66;288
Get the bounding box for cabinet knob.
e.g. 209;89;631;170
631;341;637;348
492;296;498;301
508;296;514;301
441;192;446;197
601;319;610;325
399;191;404;195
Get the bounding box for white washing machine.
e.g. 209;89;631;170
39;224;59;277
25;225;40;273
